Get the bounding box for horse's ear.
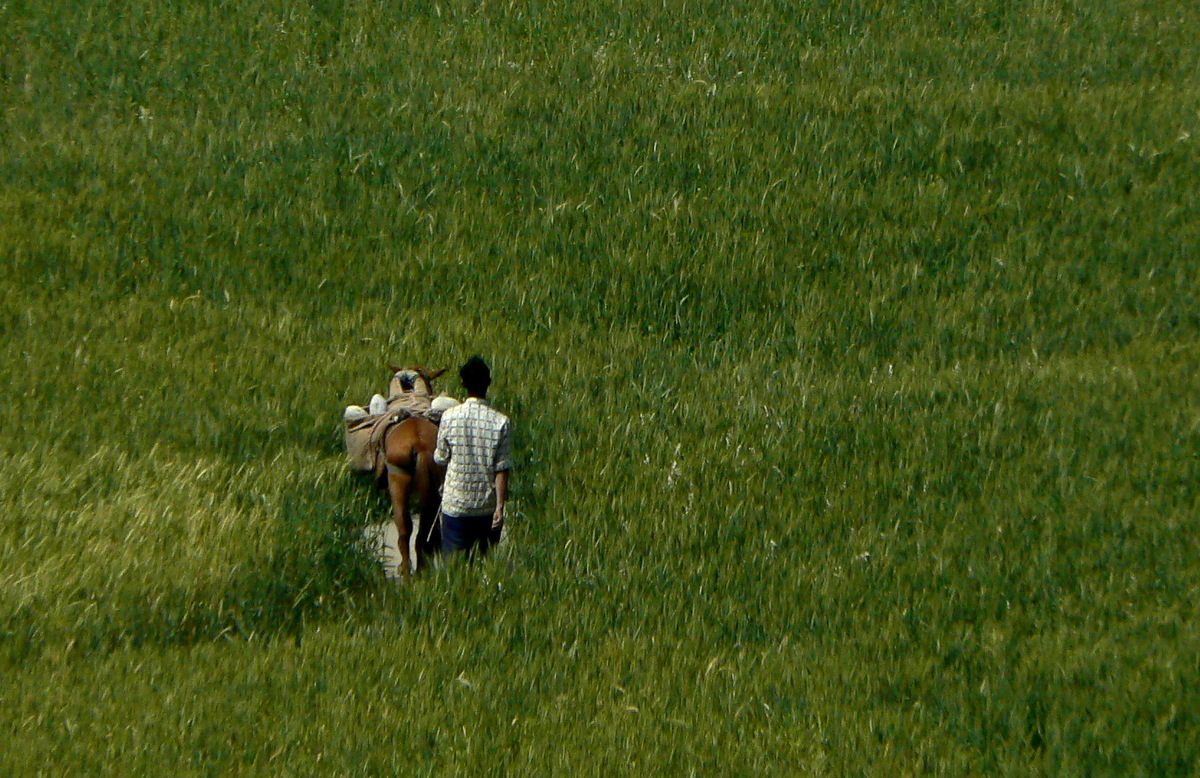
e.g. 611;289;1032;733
388;365;402;375
427;368;447;380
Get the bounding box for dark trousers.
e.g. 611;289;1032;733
441;513;501;559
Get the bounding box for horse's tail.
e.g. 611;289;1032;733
413;449;430;507
382;421;414;492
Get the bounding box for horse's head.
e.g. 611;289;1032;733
388;365;447;398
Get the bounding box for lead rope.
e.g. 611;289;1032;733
425;504;443;545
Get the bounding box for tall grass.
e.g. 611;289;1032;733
2;0;1198;773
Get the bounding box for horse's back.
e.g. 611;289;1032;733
384;416;439;472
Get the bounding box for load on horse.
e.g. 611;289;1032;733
344;366;459;577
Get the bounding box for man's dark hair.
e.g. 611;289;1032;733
460;355;492;396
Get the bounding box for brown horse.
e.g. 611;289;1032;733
381;366;450;575
383;416;444;576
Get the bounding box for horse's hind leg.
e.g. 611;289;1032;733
387;470;415;577
416;491;441;569
412;452;442;569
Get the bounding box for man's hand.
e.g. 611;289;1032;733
492;503;505;529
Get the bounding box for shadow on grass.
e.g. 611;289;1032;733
0;473;391;665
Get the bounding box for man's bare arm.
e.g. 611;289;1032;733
492;469;509;528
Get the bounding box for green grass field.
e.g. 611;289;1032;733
2;0;1198;773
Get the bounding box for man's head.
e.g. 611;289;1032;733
460;355;492;397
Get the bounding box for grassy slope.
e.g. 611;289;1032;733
1;0;1198;773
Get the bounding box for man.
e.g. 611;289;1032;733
434;356;512;560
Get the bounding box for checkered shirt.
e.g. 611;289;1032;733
434;398;512;517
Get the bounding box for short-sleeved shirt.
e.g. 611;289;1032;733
434;398;512;517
